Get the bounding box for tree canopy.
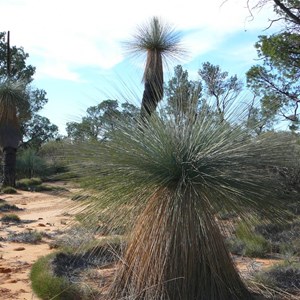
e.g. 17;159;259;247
66;100;139;142
245;1;300;132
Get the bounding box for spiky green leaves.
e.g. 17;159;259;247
66;99;296;299
68;101;295;224
125;16;185;68
0;78;27;149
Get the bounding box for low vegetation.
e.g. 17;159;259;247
7;230;42;244
254;261;300;297
31;239;122;300
0;199;22;212
1;186;17;194
1;213;21;223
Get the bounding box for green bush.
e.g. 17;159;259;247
16;177;42;190
225;237;245;256
255;221;300;256
16;148;49;179
2;186;17;194
30;240;121;300
1;213;21;223
234;221;271;258
8;230;42;244
30;254;79;300
39;140;69;178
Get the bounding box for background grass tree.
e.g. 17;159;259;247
0;32;58;151
0;79;27;187
125;16;185;118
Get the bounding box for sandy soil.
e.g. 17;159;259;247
0;183;283;300
0;183;78;300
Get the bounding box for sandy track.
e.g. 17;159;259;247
0;184;78;300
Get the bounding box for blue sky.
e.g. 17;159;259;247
1;0;279;134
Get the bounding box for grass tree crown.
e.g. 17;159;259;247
125;16;186;117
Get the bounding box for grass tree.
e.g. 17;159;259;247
67;91;295;299
125;16;184;118
0;79;26;187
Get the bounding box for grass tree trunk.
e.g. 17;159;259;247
109;186;253;300
141;52;163;118
2;146;17;187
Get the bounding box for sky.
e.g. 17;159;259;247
1;0;280;134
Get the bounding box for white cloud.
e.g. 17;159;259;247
1;0;276;81
36;62;81;81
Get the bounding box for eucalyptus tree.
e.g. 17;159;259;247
66;100;138;142
125;17;185;118
198;62;243;121
246;32;300;131
165;65;202;121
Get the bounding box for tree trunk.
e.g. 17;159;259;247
109;187;253;300
141;81;162;118
2;146;17;187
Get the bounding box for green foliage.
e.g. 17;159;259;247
1;213;20;223
30;239;122;300
16;177;42;189
165;65;202;118
0;32;58;149
198;62;243;118
2;186;17;194
235;221;271;258
16;148;48;178
255;220;300;256
257;33;300;75
38;140;69;177
66;96;295;299
164;63;243;125
246;28;300;132
66;100;139;142
30;254;79;300
22;114;59;149
0;78;27;149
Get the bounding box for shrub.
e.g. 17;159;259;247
16;148;49;179
30;254;79;300
2;186;17;194
34;184;68;193
16;177;42;190
39;140;69;177
234;221;271;258
254;261;300;294
225;237;245;256
0;200;22;212
7;230;42;244
51;226;96;251
30;240;122;300
1;213;21;223
255;221;300;256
